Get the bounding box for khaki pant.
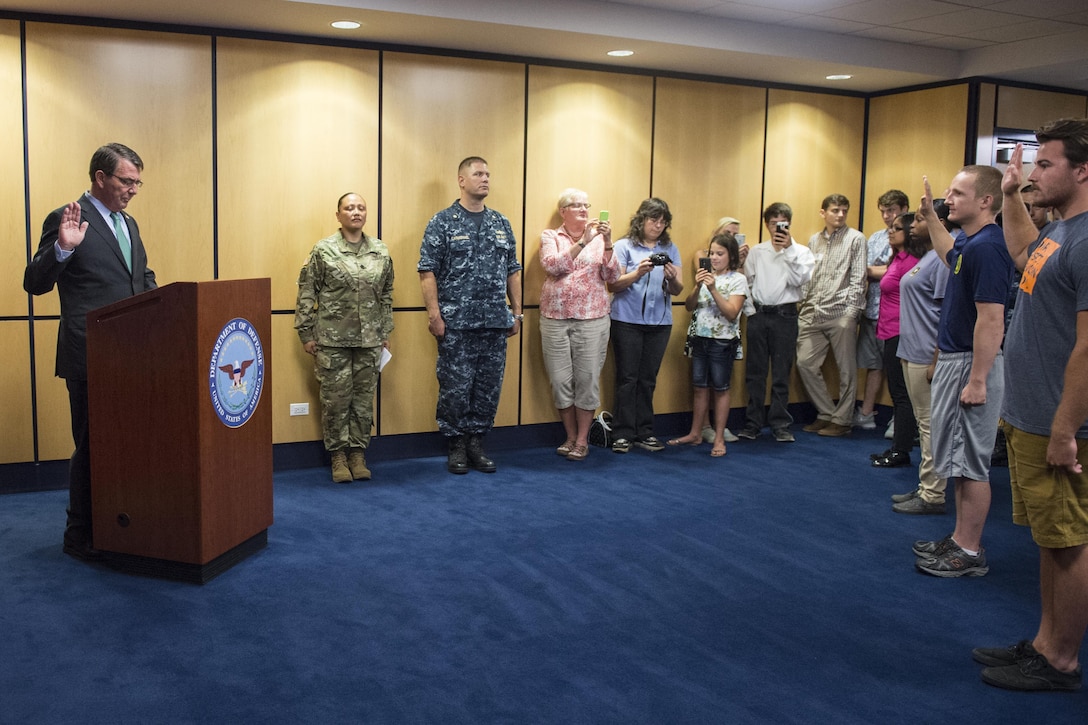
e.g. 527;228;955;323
796;315;858;427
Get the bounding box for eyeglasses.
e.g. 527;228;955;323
564;202;591;210
107;173;143;189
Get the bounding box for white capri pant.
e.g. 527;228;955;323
540;315;611;411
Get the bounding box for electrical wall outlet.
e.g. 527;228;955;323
289;403;309;416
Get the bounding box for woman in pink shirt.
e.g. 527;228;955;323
872;212;923;468
539;189;621;461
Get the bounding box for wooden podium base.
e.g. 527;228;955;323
102;530;268;584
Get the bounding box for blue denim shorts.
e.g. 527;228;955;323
690;336;738;391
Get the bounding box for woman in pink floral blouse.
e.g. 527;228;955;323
539;189;621;461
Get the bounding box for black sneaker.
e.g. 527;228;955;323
892;497;945;515
737;426;760;441
612;438;631;454
916;543;989;577
635;436;665;452
982;653;1082;692
772;428;795;443
973;640;1036;667
912;533;954;558
891;489;920;504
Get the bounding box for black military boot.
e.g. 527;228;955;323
465;434;496;473
447;435;469;475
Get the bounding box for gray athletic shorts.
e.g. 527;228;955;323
856;316;884;370
931;350;1003;482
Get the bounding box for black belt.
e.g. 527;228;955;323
755;302;797;313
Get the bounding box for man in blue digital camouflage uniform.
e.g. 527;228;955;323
419;157;523;474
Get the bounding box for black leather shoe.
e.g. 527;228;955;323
63;540;104;562
870;448;893;462
872;450;911;468
466;434;497;473
447;436;469;475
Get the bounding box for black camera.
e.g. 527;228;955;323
649;252;670;266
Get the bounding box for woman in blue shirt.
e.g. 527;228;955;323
607;198;684;453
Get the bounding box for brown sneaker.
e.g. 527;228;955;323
330;450;352;483
817;422;852;437
803;419;829;433
348;448;371;480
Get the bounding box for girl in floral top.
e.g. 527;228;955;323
669;233;749;457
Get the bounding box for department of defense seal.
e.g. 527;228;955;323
209;317;265;428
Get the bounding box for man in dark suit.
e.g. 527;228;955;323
24;143;157;562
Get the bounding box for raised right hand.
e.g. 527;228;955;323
1001;143;1024;196
57;201;88;252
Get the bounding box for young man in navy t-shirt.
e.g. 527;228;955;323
912;165;1015;577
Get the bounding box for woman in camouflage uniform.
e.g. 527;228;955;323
295;193;394;483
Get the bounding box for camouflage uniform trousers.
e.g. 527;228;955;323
436;328;508;437
315;345;382;452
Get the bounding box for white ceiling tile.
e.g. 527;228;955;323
985;0;1088;19
957;19;1074;42
818;0;956;25
914;35;997;50
897;8;1025;33
850;26;946;43
726;0;858;12
696;3;806;23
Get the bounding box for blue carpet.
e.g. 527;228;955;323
1;429;1083;723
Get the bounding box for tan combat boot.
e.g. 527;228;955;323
330;450;352;483
347;448;371;481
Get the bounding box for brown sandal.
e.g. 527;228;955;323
566;444;589;461
556;439;576;456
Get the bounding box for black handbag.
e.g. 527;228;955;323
588;411;613;448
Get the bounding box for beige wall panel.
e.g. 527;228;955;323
866;85;968;226
523;67;653;306
765;90;865;243
270;313;322;445
652;311;698;416
379;309;520;433
976;83;998;166
25;23;213;317
653;79;767;277
382;53;526;311
996;87;1088;132
216;38;379;310
0;321;34;463
496;330;522;428
381;311;440;434
520;310;560;425
764;90;864;406
32;320;73;462
0;22;26;318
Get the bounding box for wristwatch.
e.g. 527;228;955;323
513;314;524;321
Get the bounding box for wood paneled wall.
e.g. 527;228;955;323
866;85;968;215
380;53;526;434
995;87;1088;132
5;18;1082;465
0;22;31;464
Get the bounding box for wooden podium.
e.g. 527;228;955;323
87;279;274;583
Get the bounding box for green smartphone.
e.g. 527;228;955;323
599;210;609;222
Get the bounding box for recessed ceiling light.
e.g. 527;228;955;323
825;74;853;81
607;50;634;57
331;20;361;30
